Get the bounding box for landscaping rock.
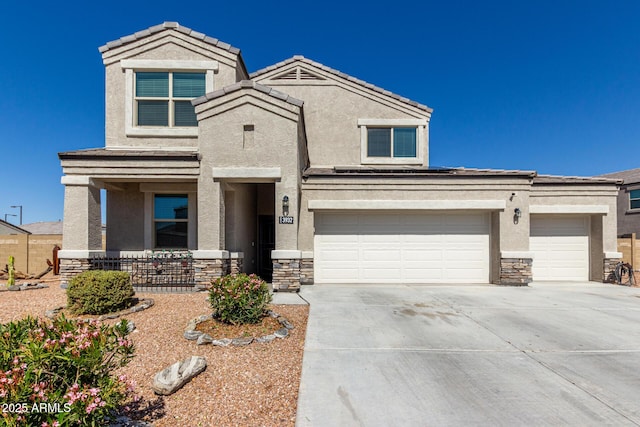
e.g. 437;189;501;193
274;328;289;338
197;334;213;345
256;334;277;343
278;318;294;330
183;330;203;341
60;283;68;289
231;337;253;346
152;356;207;396
126;320;136;333
211;338;232;347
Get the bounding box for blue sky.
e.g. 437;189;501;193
1;1;639;225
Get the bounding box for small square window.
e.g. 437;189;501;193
630;189;640;210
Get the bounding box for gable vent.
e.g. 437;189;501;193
272;67;326;81
299;69;325;80
273;68;298;80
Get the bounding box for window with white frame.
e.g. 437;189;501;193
121;59;217;137
136;72;205;127
630;189;640;210
359;119;427;164
154;194;189;248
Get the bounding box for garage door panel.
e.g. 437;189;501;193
315;212;490;284
531;216;589;281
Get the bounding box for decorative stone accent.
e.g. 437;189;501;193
45;298;154;320
603;258;619;283
193;258;230;288
272;259;301;291
499;258;532;286
59;258;92;286
230;253;244;275
0;283;49;292
300;257;314;285
184;309;293;346
152;356;207;396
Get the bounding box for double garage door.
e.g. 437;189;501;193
314;212;490;284
314;212;590;284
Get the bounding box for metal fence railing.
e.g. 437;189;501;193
90;251;195;292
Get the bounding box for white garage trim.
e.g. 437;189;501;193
308;200;506;211
530;215;590;281
314;212;490;284
530;205;609;214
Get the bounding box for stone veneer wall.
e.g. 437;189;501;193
59;258;93;285
193;258;230;287
300;258;314;285
272;259;300;291
230;256;244;275
499;258;532;286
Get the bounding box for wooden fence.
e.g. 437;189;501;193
618;233;640;271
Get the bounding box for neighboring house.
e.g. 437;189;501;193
600;168;640;236
0;221;61;275
58;22;622;290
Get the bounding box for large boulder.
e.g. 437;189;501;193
152;356;207;396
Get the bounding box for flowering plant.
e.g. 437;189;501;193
0;315;137;426
209;273;272;325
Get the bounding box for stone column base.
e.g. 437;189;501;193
230;252;244;275
193;258;230;288
499;257;532;286
272;257;314;292
59;258;93;286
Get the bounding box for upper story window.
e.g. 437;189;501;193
121;59;218;137
136;72;205;127
358;119;427;165
630;189;640;210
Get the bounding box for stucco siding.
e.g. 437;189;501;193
106;184;145;250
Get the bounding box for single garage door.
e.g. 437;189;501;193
314;212;490;284
530;215;589;281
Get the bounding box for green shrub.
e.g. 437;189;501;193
209;273;272;325
0;315;136;426
67;270;134;315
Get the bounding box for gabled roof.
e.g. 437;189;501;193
192;80;304;108
250;55;432;113
599;168;640;184
0;219;30;235
21;221;63;235
98;21;241;55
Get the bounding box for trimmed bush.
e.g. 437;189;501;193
0;315;136;426
209;273;272;325
67;270;134;315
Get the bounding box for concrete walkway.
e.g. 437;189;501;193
296;282;640;426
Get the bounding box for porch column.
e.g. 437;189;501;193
60;176;102;251
193;177;229;288
197;178;225;250
58;176;103;285
272;180;302;291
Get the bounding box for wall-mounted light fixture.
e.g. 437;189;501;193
282;195;289;216
513;207;522;224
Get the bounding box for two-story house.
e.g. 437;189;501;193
58;22;622;290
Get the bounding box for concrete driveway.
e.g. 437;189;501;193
295;282;640;426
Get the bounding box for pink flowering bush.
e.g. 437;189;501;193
209;273;272;324
0;315;137;426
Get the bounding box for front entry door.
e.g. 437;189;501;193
257;215;275;282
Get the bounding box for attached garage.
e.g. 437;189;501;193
530;215;590;281
314;212;490;284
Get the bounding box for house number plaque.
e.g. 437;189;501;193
279;216;294;224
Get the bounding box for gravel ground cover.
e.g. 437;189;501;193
0;275;309;426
